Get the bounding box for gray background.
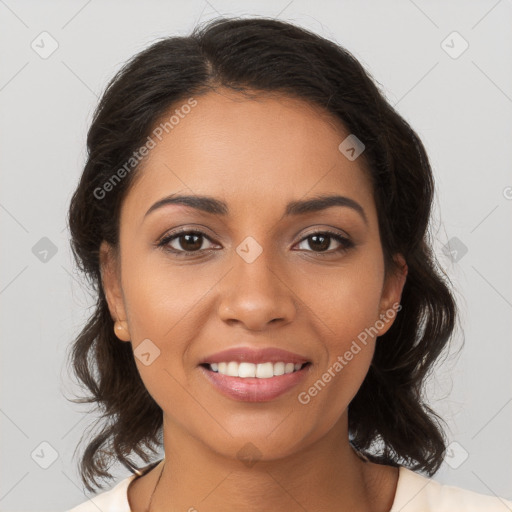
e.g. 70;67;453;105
1;0;511;510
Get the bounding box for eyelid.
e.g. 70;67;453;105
157;225;218;244
297;226;351;242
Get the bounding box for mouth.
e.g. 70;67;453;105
201;361;310;378
198;347;312;402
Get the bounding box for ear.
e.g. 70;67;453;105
99;240;130;342
375;253;408;337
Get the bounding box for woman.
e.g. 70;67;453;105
66;17;511;512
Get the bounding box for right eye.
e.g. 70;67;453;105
158;230;219;257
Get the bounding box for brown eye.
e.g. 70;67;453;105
158;230;217;256
296;231;354;254
307;234;331;251
174;233;204;251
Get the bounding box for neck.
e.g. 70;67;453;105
145;415;394;512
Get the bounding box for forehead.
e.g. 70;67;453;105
121;89;375;224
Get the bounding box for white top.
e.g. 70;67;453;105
67;465;512;512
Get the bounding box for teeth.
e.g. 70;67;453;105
208;361;305;378
226;361;238;377
255;362;273;378
273;362;285;376
238;362;256;378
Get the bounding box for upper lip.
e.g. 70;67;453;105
199;347;310;365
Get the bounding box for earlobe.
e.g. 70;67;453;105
114;320;131;342
100;240;130;342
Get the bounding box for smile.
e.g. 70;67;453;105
200;361;311;402
207;361;306;378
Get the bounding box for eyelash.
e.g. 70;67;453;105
157;228;354;258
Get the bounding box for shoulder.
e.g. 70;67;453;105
66;475;136;512
391;466;512;512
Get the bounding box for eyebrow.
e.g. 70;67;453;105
144;193;368;225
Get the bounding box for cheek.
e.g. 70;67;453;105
119;250;217;405
295;308;378;438
293;252;384;414
121;248;217;343
297;251;385;339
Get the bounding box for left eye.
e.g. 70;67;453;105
295;232;353;253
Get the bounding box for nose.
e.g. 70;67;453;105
217;248;296;331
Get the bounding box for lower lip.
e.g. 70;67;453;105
199;365;310;402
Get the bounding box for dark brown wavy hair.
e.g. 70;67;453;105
66;16;457;492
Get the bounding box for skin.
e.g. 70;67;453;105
100;89;408;512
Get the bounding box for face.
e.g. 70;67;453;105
101;89;407;462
